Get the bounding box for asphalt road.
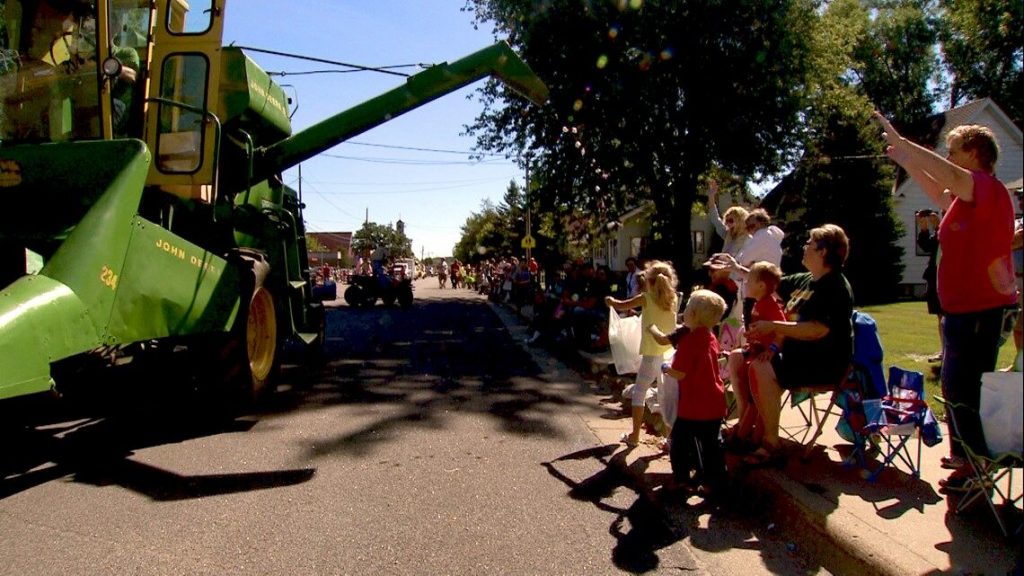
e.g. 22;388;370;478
0;278;821;575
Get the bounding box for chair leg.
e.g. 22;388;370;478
801;392;838;460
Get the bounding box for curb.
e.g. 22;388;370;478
743;468;927;576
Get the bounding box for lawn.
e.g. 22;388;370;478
858;300;1020;417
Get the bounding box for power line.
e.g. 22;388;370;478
229;44;424;77
321;152;509;166
345;140;507;158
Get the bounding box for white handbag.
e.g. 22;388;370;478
980;369;1023;458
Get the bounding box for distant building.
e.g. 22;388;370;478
308;231;353;266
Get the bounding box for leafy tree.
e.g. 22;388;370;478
351;221;412;260
770;106;905;303
305;234;328;253
767;0;905;303
847;0;942;123
939;0;1023;125
463;0;816;284
454;199;504;262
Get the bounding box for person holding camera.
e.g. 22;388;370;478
916;208;943;362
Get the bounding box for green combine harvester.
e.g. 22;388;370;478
0;0;547;407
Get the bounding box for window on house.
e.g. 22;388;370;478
630;237;644;258
693;230;706;254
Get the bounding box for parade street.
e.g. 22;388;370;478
0;279;820;575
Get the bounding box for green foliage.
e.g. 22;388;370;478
305;234;328;253
773;104;905;303
939;0;1024;125
351;221;413;260
850;0;942;122
463;0;817;282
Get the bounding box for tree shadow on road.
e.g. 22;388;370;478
273;299;593;460
542;445;696;573
1;406;314;502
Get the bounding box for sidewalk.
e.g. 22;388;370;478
494;300;1022;576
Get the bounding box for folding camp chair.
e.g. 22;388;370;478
937;380;1023;538
860;367;934;482
780;367;850;459
780;311;886;460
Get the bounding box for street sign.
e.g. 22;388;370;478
520;235;536;249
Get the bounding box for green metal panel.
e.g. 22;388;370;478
0;140;150;260
219;47;292;144
108;217;241;342
0;275;100;400
38;141;153;336
257;41;548;178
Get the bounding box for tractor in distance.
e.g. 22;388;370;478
0;0;548;409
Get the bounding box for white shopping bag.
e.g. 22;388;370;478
658;373;679;429
980;371;1023;458
608;308;641;375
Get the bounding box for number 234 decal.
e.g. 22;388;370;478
100;265;119;290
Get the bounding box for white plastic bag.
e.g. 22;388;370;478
658;373;679;428
980;371;1023;458
608;308;641;375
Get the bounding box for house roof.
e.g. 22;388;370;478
894;98;1022;189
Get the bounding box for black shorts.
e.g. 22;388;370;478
772;351;848;391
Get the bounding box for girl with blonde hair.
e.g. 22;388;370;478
606;260;679;446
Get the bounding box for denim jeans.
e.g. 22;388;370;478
940;307;1004;459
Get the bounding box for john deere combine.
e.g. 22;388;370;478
0;0;547;406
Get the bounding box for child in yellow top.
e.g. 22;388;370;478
606;260;679;446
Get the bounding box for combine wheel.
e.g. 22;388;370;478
215;257;280;407
398;284;413;307
344;284;364;307
246;281;279;399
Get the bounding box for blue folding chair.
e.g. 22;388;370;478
861;367;940;482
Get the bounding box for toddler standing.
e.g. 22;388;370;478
658;289;728;501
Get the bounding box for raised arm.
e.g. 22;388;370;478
874;111;976;203
707;180;728;240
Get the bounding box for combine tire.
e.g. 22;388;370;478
344;284;364;307
398;285;413;307
215;256;280;407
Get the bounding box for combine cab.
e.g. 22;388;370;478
0;0;547;407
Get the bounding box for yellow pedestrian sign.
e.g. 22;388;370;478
520;235;536;249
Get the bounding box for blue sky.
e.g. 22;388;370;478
223;1;524;259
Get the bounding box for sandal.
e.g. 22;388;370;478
940;456;966;470
619;433;639;447
742;446;785;468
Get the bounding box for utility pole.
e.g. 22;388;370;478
521;160;535;262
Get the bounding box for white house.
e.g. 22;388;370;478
893;98;1023;294
598;196;743;273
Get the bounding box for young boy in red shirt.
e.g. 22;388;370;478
724;261;786;450
655;289;728;502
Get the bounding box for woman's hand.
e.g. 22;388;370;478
873;110;912;164
747;321;775;339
